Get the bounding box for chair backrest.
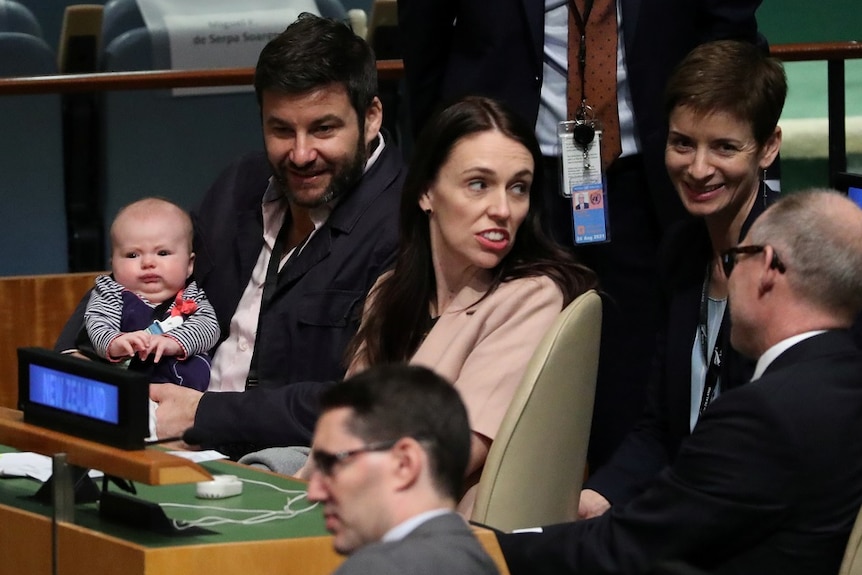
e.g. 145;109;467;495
367;0;398;58
57;4;103;73
0;30;54;74
840;506;862;575
0;0;42;37
101;0;141;52
471;289;602;532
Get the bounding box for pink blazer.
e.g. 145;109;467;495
350;273;565;514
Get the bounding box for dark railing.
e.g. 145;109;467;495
770;41;862;184
0;46;858;170
0;44;858;178
0;59;405;94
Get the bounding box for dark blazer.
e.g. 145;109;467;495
187;142;404;450
399;0;762;229
585;185;777;504
499;330;862;575
334;513;500;575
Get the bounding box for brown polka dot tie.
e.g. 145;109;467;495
566;0;621;171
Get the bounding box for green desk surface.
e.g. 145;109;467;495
0;447;326;548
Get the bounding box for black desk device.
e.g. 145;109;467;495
17;347;149;449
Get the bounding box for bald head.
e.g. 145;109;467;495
747;189;862;320
110;197;194;252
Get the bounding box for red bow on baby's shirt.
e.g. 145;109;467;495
170;292;198;317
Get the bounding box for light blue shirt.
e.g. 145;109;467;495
689;297;727;431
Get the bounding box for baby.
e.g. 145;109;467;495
83;197;220;391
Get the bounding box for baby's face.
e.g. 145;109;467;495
111;210;193;304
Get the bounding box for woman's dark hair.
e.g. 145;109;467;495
349;96;598;365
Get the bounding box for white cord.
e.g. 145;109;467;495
162;477;318;530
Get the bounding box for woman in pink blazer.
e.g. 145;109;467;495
347;96;597;513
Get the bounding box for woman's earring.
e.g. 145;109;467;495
424;209;432;216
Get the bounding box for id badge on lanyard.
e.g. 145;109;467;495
558;118;610;245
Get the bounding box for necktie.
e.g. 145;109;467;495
566;0;621;170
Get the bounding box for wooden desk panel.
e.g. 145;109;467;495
0;271;101;409
0;458;510;575
0;408;211;485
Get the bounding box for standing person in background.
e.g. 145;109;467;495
578;39;785;518
398;0;763;468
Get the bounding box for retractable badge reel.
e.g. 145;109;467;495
557;102;609;244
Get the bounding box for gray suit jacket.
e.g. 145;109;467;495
334;513;500;575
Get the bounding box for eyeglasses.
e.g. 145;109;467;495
311;439;399;477
721;244;787;277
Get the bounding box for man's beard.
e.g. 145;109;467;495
272;137;368;209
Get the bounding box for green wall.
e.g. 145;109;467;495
757;1;862;190
758;0;861;44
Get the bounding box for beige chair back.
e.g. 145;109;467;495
841;505;862;575
471;289;601;532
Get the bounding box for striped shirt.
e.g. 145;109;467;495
85;275;220;361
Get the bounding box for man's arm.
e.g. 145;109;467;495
151;380;335;452
698;0;761;44
499;391;798;574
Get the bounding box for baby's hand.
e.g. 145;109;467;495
108;331;151;360
147;335;183;363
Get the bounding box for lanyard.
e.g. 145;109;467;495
697;265;726;415
567;0;595;117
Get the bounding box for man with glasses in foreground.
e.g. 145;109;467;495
306;364;499;575
498;189;862;575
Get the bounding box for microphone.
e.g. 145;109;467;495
182;426;206;446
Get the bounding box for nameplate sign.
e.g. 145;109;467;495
136;0;318;96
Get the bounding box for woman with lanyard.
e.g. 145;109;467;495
577;39;786;518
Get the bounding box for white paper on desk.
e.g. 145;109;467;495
167;450;228;463
0;452;104;483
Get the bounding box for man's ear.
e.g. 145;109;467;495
389;438;425;491
364;96;383;146
757;245;781;296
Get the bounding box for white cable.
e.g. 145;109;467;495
161;478;318;530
